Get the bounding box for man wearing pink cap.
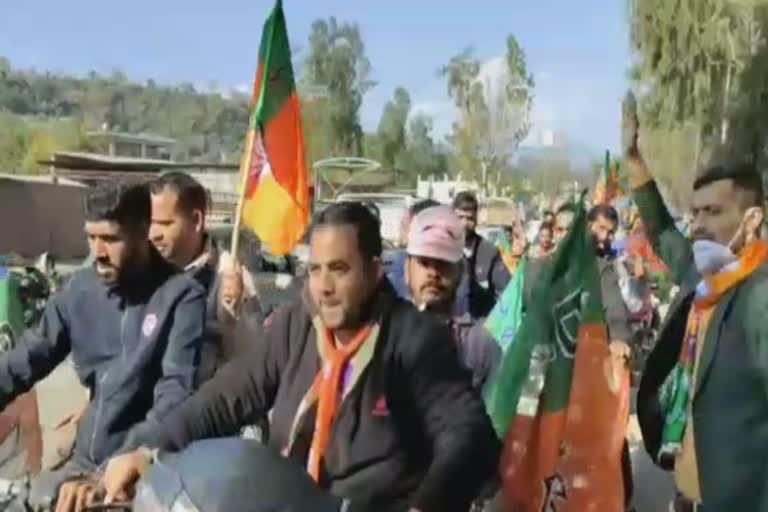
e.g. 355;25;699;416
405;205;501;390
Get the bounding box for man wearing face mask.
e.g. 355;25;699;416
624;100;768;512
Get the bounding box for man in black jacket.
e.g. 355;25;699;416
0;183;207;511
102;202;500;512
404;204;500;391
452;192;510;319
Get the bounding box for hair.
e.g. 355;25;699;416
310;202;383;260
452;191;479;212
693;162;764;208
84;182;151;234
410;198;440;217
587;204;619;225
542;210;554;218
555;203;576;217
149;171;209;216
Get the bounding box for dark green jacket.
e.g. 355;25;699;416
635;181;768;511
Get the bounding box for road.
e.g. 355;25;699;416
629;389;676;512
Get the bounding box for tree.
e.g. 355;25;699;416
401;114;449;182
629;0;768;198
376;87;411;169
0;112;29;173
440;35;534;192
300;90;333;167
0;57;252;165
300;17;375;156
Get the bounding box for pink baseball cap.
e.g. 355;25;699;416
407;205;465;263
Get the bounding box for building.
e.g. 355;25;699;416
416;175;480;204
86;131;176;160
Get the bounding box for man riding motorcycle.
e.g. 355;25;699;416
0;183;207;512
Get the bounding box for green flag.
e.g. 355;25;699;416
484;197;630;511
0;267;24;351
485;256;527;353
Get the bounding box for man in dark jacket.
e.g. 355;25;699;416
453;192;510;319
626;104;768;511
0;183;206;510
403;204;500;391
102;202;500;512
149;172;263;370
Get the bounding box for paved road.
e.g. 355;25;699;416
630;428;675;511
628;388;676;512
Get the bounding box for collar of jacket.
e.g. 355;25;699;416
185;234;220;274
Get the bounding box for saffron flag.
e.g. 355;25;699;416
238;0;309;255
484;197;630;512
594;150;624;206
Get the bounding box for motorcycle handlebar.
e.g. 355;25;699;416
81;502;132;512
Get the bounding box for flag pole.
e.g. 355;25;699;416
230;127;257;260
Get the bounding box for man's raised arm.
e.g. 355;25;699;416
623;94;693;285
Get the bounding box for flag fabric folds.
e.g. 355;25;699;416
593;150;624;206
484;199;630;512
238;0;310;256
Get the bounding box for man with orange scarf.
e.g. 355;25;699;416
624;97;768;512
96;202;499;512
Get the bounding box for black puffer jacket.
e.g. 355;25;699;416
128;282;500;512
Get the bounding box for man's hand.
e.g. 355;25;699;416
610;340;632;363
219;253;244;318
621;91;653;189
54;478;102;512
632;257;646;279
622;91;640;159
102;450;151;504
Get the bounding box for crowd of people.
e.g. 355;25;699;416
0;107;766;512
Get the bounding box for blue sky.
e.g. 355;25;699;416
0;0;631;160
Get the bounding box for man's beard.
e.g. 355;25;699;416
417;281;456;313
95;247;144;288
592;236;611;257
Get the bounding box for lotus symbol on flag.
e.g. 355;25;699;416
246;130;272;197
553;288;582;359
541;473;568;511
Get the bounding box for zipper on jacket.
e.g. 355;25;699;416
88;309;126;462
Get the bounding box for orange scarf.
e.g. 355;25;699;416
306;324;373;481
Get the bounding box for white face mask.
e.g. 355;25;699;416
692;239;737;275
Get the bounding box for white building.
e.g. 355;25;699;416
416;175;481;204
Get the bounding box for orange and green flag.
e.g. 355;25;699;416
238;0;309;255
484;196;630;512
